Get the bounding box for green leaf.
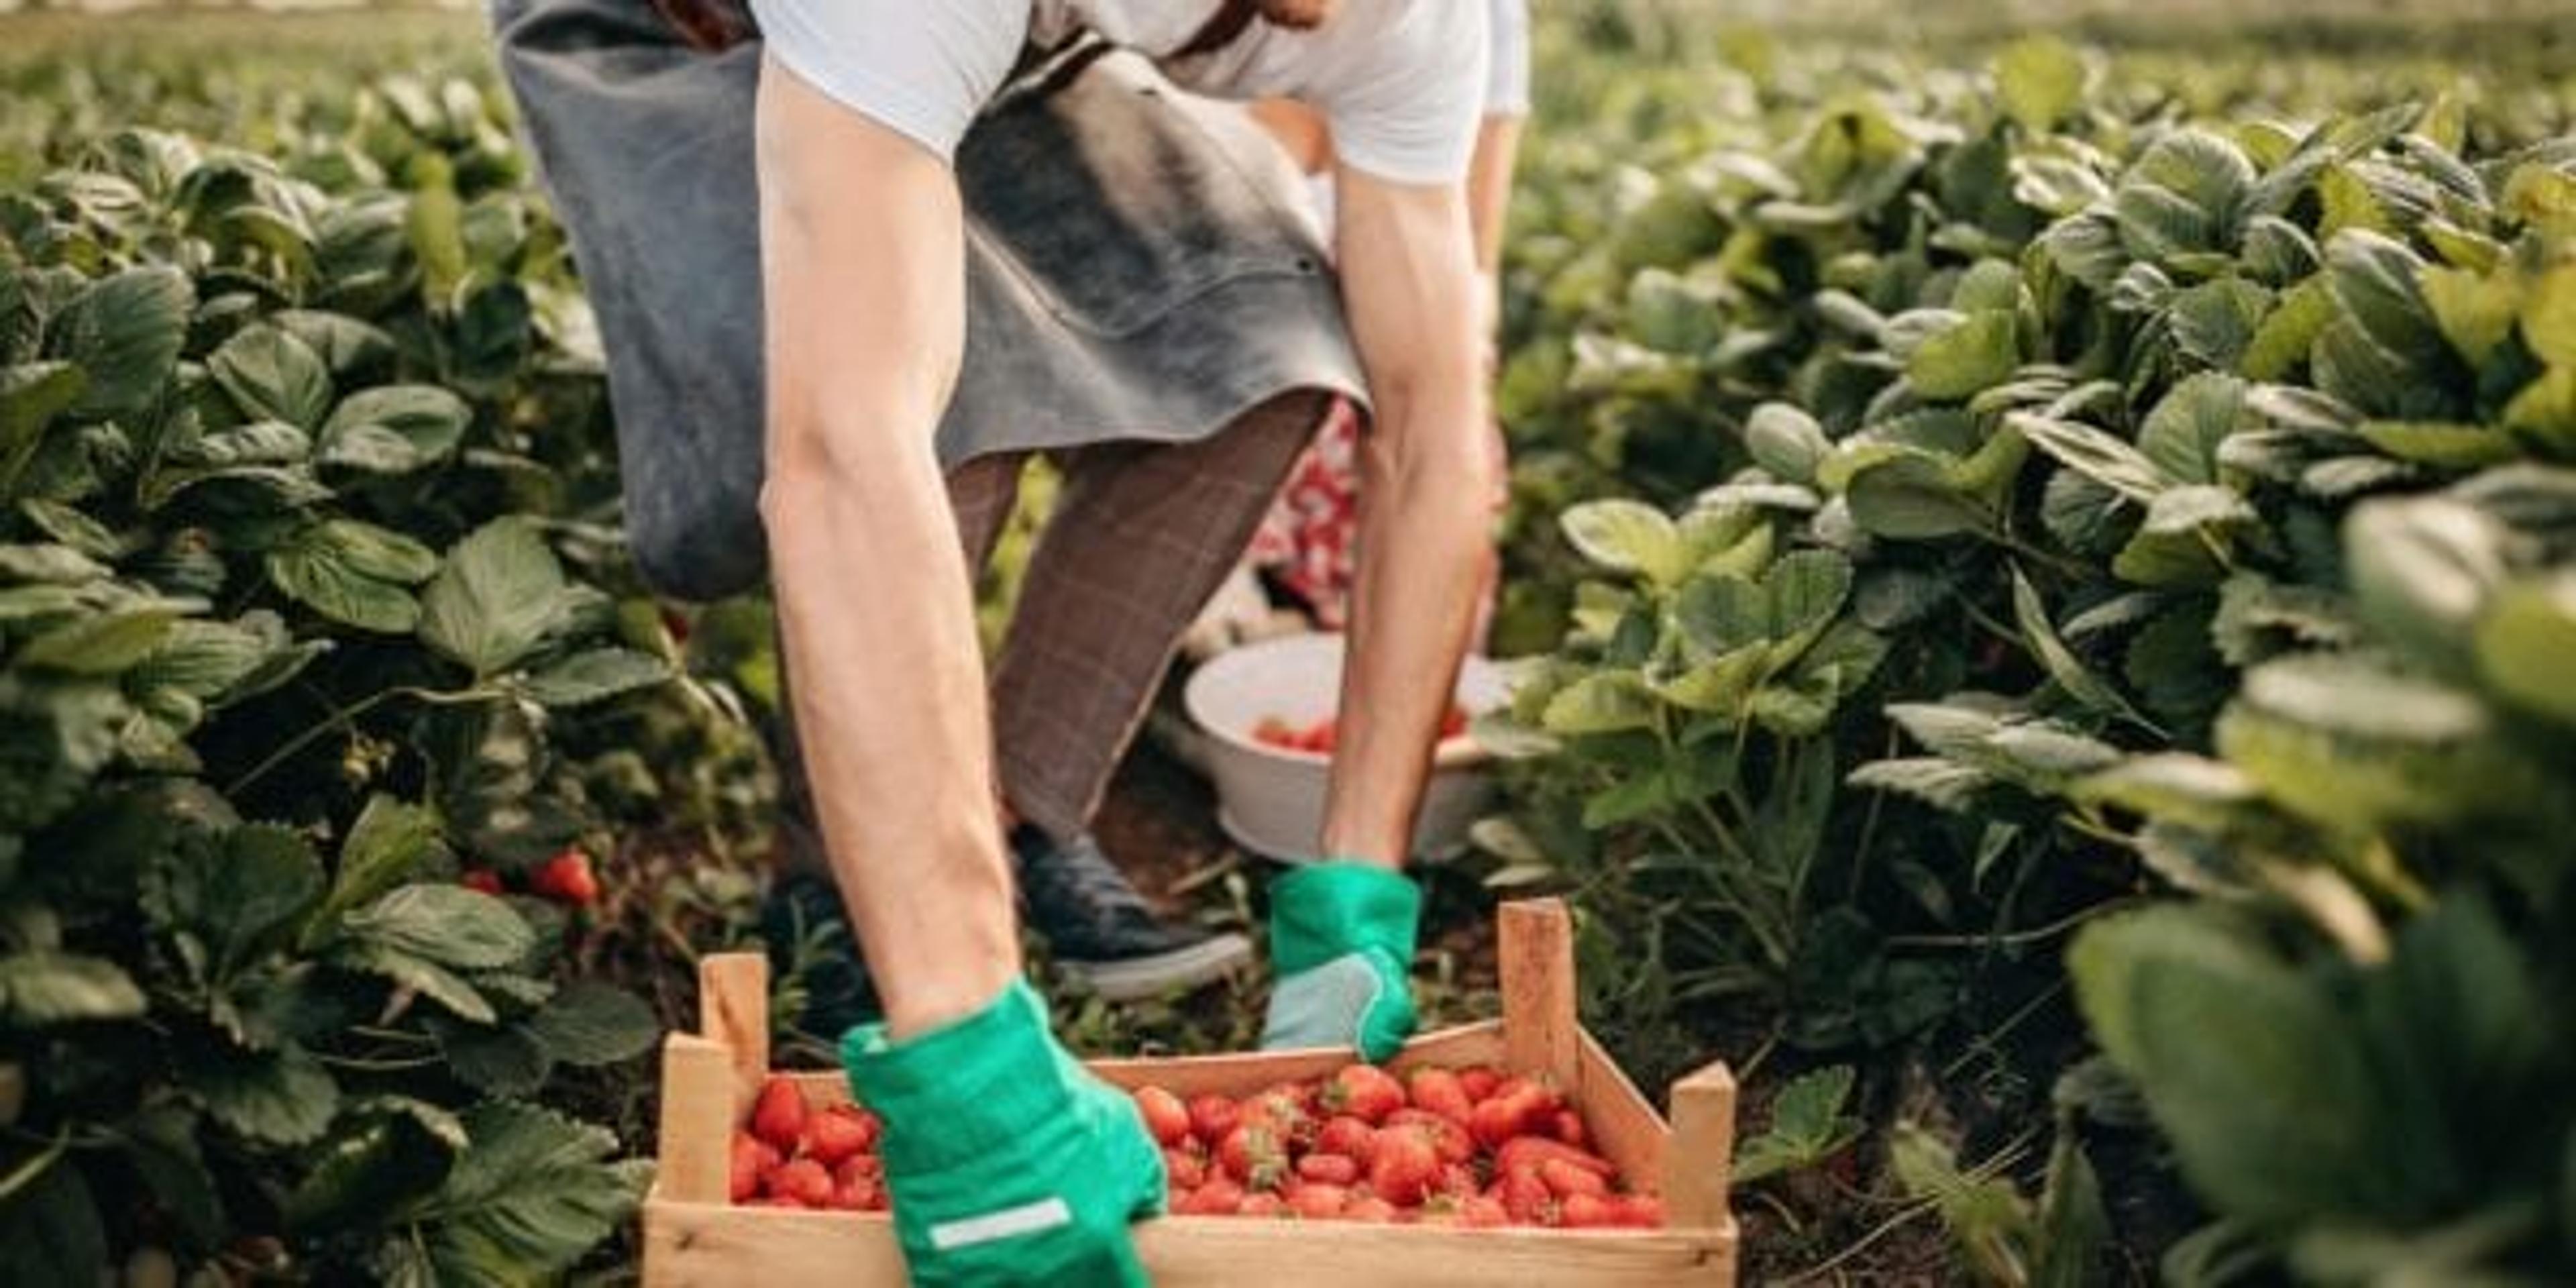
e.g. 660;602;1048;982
148;824;325;979
2521;263;2576;368
2010;413;2167;501
2;362;87;498
2170;279;2271;370
1734;1064;1863;1184
2473;572;2576;727
319;385;470;474
1995;36;2086;132
1746;402;1830;485
2139;373;2247;486
2074;753;2262;833
2012;566;2154;729
312;796;448;936
56;266;190;418
2345;494;2508;675
419;518;573;677
409;1102;647;1280
2326;230;2445;363
2070;907;2385;1225
13;600;186;674
526;982;659;1067
266;527;427;635
1560;500;1684;584
1847;757;1992;813
284;1100;465;1233
2355;420;2518;469
343;944;497;1024
339;885;535;971
2218;655;2529;830
0;1150;108;1288
518;648;669;708
209;323;334;431
1909;311;2021;401
1540;672;1658;736
2419;266;2522;367
1650;645;1768;714
439;1021;552;1095
185;1042;340;1146
0;951;147;1024
2241;278;2337;381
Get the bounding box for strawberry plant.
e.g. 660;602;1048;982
0;48;770;1285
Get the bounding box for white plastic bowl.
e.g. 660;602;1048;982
1181;633;1509;863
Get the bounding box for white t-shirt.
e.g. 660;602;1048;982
755;0;1492;185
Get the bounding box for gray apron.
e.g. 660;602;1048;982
490;0;1368;600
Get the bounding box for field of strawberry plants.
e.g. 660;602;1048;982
5;3;2575;1285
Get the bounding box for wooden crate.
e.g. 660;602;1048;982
643;900;1739;1286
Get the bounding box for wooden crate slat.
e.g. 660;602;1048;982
646;1198;1737;1288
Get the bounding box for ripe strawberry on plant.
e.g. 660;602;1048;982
750;1076;808;1150
1366;1124;1440;1205
802;1104;878;1165
459;869;504;896
1132;1085;1191;1147
530;847;600;906
1323;1063;1405;1125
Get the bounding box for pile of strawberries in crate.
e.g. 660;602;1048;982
1144;1062;1663;1228
727;1063;1662;1228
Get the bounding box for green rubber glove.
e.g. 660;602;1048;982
841;979;1164;1287
1259;863;1421;1063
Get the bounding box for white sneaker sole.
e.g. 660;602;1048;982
1057;932;1256;1003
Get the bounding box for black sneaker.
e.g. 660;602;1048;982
759;863;882;1041
1010;827;1254;1002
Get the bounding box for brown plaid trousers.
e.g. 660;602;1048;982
775;392;1332;851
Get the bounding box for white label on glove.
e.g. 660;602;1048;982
928;1197;1075;1250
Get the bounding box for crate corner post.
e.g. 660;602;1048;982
1664;1057;1739;1236
1497;898;1580;1093
698;951;771;1116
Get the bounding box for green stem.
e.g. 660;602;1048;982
225;684;499;796
0;1127;70;1205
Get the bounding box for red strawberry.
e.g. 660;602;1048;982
1134;1085;1191;1147
1458;1194;1511;1228
1559;1192;1618;1229
751;1077;808;1151
1316;1115;1379;1167
1366;1125;1440;1205
1440;705;1470;740
1540;1157;1611;1199
1218;1125;1288;1190
1614;1193;1664;1228
1405;1067;1473;1125
1438;1161;1479;1197
1165;1146;1208;1190
765;1158;832;1208
1457;1066;1503;1102
803;1104;878;1165
1177;1177;1246;1216
1552;1108;1590;1148
1237;1191;1289;1218
1242;1089;1316;1150
1286;1181;1349;1220
1296;1152;1359;1186
1495;1169;1554;1224
1324;1065;1405;1125
833;1154;883;1186
729;1131;778;1203
1493;1136;1615;1181
1387;1108;1474;1165
529;848;600;906
1344;1195;1398;1223
460;869;504;896
1187;1093;1241;1146
1253;717;1299;750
